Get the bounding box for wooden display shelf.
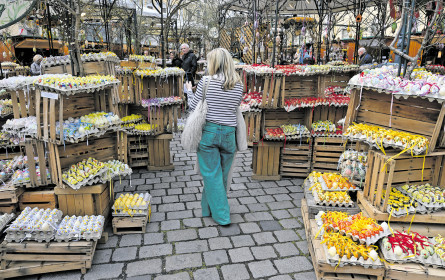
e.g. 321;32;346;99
117;131;128;164
363;150;445;213
311;105;348;125
134;75;184;106
384;262;445;280
130;104;180;135
23;140;52;188
55;183;112;220
35;88;119;145
112;206;151;235
301;199;385;280
0;240;97;279
0;187;24;206
312;137;356;173
252;141;282;181
280;140;312;178
318;74;352;97
344;88;445;153
41;64;73;75
358;191;445;225
83;61;116;76
262;108;311;137
282;75;319;105
10;89;35;119
243;111;262;146
18;189;57;210
116;71;136;104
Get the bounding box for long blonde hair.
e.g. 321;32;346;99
207;48;241;91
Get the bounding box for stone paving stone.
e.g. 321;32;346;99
231;183;247;190
261;181;279;188
294;271;317;280
267;201;295;210
163;195;179;203
276;180;293;186
253;232;278;245
256;195;276;203
230;205;250;214
273;242;300;257
259;220;282;231
167;229;198;242
270;275;293;280
221;264;250;280
204;249;229;266
112;247;137;261
209;237;233;250
203;217;218;227
231;235;255;247
97;235;118;249
198;227;218;238
119;234;142;247
179;194;196;202
183;217;203;227
193;267;219;280
289;192;305;200
161;220;181;231
296;240;310;255
167;188;183;195
186;201;201;209
158;202;185;212
167;210;194;220
144;233;164;245
271;209;291;219
165;253;202;272
296;229;307;240
247;203;269;212
84;263;124;280
274;256;313;273
151;212;166;222
145;222;160;233
280;218;302;229
239;222;261;234
248;260;278;278
40;271;81;280
244;212;274;221
92;249;112;264
274;230;300;242
126;259;162;277
292;199;303;207
248;189;266;196
219;224;241;236
251;245;278;260
139;244;173;258
287;208;302;218
175;240;208;254
238;197;257;204
127;275;152;280
231;214;245;223
151;189;166;197
229;247;254;263
154;272;190;280
274;194;293;201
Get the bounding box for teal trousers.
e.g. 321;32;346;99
197;122;236;225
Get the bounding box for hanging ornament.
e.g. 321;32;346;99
243;46;248;54
348;32;354;39
7;38;12;45
85;40;89;47
347;25;351;33
92;42;95;48
276;35;280;44
2;52;6;58
356;14;362;23
245;21;248;26
32;47;36;53
256;32;260;38
438;51;442;58
391;22;397;33
8;51;12;56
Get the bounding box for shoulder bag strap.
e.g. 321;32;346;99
202;76;211;100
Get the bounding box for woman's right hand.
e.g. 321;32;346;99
185;81;193;91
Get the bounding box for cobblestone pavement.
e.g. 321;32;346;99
25;134;316;280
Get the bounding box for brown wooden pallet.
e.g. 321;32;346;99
345;88;445;153
18;189;57;211
301;199;385;280
35;88;119;145
0;240;97;279
252;141;282;181
384;262;445;280
112;205;151;235
362;150;445;214
0;150;23;161
280;140;312;178
0;187;24;206
0;206;16;214
55;183;112;220
83;61;117;76
243;111;262;145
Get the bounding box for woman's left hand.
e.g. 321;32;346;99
185;81;193;91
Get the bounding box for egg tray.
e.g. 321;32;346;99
0;213;15;233
398;187;445;210
240;107;262;113
264;133;311;141
121;117;144;124
125;130;159;136
100;167;132;183
62;167;108;190
284;102;348;112
348;84;445;104
323;222;391;246
343;135;427;155
141;100;184;108
35;81;120;96
112;209;149;217
311;189;355;208
322;244;384;269
318;175;360;192
11;172;51;187
5;230;55;243
54;228;104;242
311;132;343;138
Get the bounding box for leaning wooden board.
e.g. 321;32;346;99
301;199;385;280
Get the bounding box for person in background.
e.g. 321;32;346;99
184;48;243;226
358;47;373;65
31;54;43;76
168;50;183;68
181;43;198;86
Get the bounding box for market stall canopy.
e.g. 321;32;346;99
15;38;64;50
224;0;381;15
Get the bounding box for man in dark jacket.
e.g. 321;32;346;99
358;47;373;65
180;43;197;86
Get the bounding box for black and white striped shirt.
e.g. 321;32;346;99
187;76;243;127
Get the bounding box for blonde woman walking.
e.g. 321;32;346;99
185;48;243;226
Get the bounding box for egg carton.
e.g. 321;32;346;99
126;130;158;136
35;82;119;96
398;187;445;210
319;175;360;192
311;132;343;138
0;213;15;233
100;167;132;183
112;209;149;217
122;117;144;124
11;172;51;187
343;135;427;155
323;244;384;269
112;193;151;212
54;216;105;242
312;189;355;207
62;167;108;190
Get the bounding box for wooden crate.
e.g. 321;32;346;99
252;141;282;181
240;72;284;108
134;75;184;106
35;88;119;145
318;74;352;97
41;64;73;75
147;134;174;171
83;61;117;76
127;135;149;168
0;149;23;160
384;262;445;280
9;89;35;119
116;72;135;104
117;131;128;164
55;183;111;220
112;206;151;235
0;206;16;214
0;240;96;278
262;108;311;137
280;140;312;178
22;140;52;188
243;111;262;146
130;104;180;135
312;137;353;173
345;88;445;153
282;75;319;106
47;132;118;187
301;199;385;280
311;105;348;125
0;187;24;206
18;189;57;210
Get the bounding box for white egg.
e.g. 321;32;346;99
328;247;337;257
